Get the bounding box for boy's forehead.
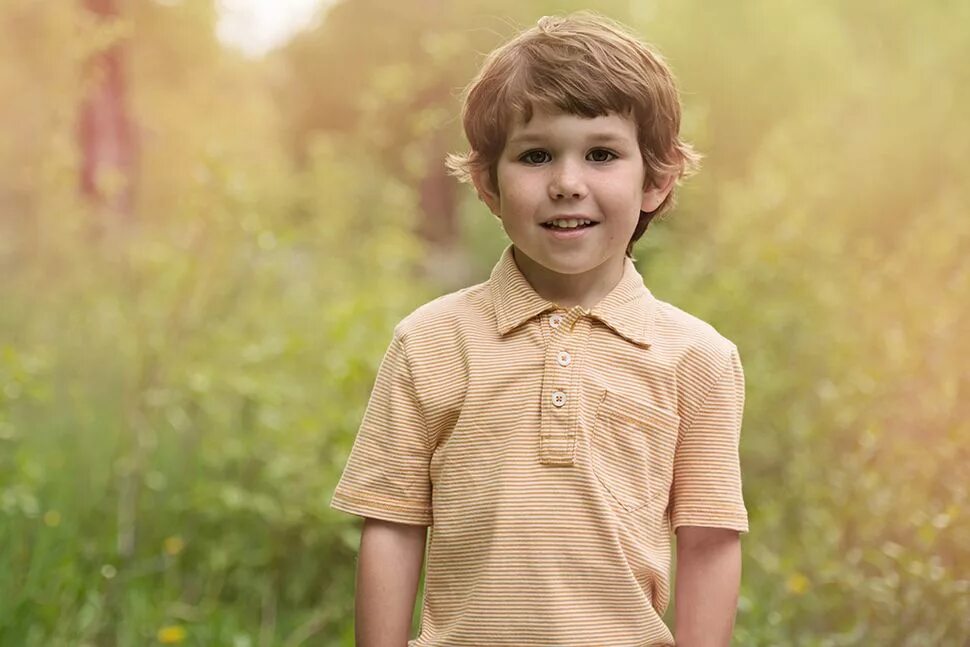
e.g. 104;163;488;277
505;107;638;143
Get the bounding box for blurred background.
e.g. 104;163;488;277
0;0;967;645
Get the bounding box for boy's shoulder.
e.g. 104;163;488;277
653;296;737;353
649;294;741;386
391;278;490;342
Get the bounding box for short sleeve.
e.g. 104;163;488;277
330;332;433;525
669;346;749;534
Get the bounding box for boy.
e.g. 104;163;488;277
331;11;748;647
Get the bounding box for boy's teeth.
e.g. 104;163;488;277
548;218;592;229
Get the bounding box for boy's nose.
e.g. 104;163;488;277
548;169;588;200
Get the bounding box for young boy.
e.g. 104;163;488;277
331;11;748;646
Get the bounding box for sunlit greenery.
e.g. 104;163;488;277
1;1;967;645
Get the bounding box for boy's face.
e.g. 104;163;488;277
474;108;674;278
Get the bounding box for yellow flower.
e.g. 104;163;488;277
785;572;810;595
43;510;61;527
157;625;186;644
163;535;185;556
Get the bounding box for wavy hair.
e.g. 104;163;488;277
446;11;701;256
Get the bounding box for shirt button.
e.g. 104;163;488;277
551;391;567;407
549;313;564;329
556;351;571;367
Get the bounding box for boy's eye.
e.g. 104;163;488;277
520;150;550;165
588;149;617;162
517;149;618;164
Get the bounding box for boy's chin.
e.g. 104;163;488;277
515;244;612;276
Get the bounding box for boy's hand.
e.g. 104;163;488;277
673;526;742;647
356;517;428;647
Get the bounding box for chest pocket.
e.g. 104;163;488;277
590;389;680;513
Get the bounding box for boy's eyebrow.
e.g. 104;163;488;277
507;132;631;146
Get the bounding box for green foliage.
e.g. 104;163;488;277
0;3;431;644
640;2;970;644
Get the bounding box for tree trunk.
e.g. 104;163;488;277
78;0;137;222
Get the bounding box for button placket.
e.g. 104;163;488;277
539;308;586;466
550;310;570;412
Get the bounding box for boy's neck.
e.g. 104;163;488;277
511;246;626;311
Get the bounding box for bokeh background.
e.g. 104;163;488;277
1;0;968;645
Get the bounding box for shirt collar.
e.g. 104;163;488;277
488;244;657;347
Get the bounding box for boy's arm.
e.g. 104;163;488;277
674;525;742;647
356;517;428;647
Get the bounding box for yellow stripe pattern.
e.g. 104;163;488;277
332;244;748;646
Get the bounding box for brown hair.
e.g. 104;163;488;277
445;11;701;257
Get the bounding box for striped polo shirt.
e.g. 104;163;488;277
330;243;748;646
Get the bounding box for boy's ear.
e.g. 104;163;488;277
640;173;677;213
471;167;501;217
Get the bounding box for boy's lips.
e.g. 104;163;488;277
541;220;599;240
540;214;600;224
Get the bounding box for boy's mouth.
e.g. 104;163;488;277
540;218;599;230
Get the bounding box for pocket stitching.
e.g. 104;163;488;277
591;390;678;513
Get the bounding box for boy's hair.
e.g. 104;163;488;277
446;11;701;258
